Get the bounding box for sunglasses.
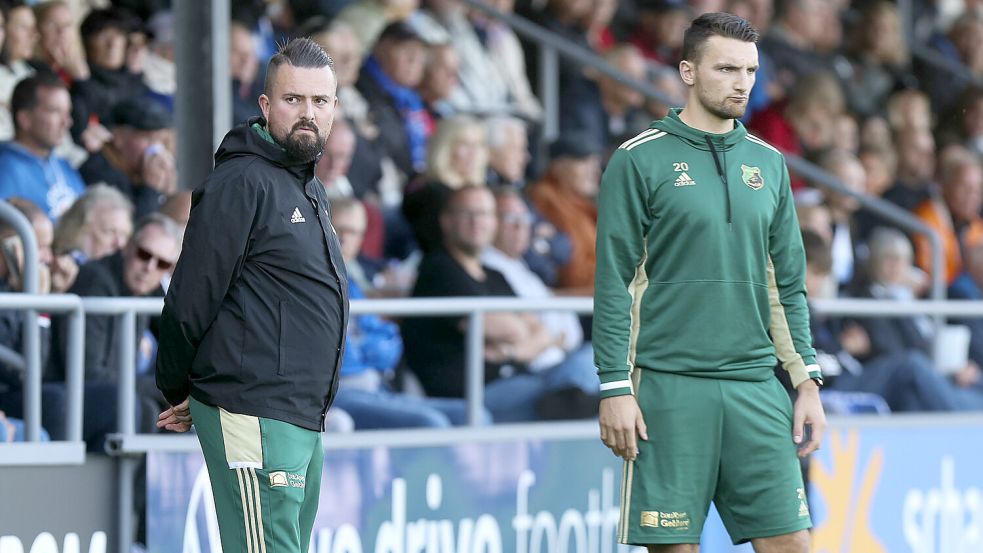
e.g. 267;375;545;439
135;247;174;271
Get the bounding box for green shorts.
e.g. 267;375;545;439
618;370;812;545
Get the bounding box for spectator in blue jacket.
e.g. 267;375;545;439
0;72;86;220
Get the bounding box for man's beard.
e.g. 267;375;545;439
698;88;747;121
704;99;746;121
275;121;328;162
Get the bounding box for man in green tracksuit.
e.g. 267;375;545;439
594;13;826;552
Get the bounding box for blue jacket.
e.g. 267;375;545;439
342;277;402;377
0;142;86;220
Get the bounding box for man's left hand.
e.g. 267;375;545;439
157;398;192;433
792;380;826;458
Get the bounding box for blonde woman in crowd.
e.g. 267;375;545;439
401;114;489;254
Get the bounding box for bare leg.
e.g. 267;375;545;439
751;529;810;553
647;545;699;553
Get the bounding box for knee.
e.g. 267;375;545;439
647;545;699;553
752;529;810;553
410;410;452;428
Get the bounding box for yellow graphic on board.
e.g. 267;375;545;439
811;430;887;553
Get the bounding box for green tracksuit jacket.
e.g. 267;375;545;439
594;109;821;399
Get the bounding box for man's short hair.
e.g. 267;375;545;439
80;8;134;41
329;196;364;217
485;115;526;150
10;72;67;134
440;185;490;216
130;212;182;255
681;12;759;62
263;37;335;96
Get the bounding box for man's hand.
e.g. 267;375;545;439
0;411;14;443
157;398;192;433
80;120;111;153
955;361;982;388
793;380;826;458
49;255;79;293
599;395;648;461
142;145;178;195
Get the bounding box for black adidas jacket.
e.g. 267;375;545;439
157;117;349;431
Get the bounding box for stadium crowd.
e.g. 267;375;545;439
0;0;981;448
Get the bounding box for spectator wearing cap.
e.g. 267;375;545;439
357;20;432;189
0;72;85;221
70;8;149;138
527;133;601;293
79;97;176;218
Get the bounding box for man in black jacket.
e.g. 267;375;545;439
52;213;181;448
156;37;348;553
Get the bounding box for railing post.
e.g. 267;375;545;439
116;309;137;553
66;305;85;442
22;307;40;441
897;0;915;57
465;310;486;426
116;311;137;436
538;45;560;144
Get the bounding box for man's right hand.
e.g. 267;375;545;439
599;395;648;461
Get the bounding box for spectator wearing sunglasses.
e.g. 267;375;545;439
51;213;181;444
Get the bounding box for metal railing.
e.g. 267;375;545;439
8;294;983;454
458;0;946;302
0;293;86;466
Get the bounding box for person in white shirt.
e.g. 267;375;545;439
480;185;592;375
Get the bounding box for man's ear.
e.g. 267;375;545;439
258;94;270;120
679;60;696;86
13;109;30;136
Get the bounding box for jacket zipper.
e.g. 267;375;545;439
703;135;733;226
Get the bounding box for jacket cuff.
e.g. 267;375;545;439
598;369;634;399
784;356;810;388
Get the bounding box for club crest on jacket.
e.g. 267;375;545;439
741;164;764;190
